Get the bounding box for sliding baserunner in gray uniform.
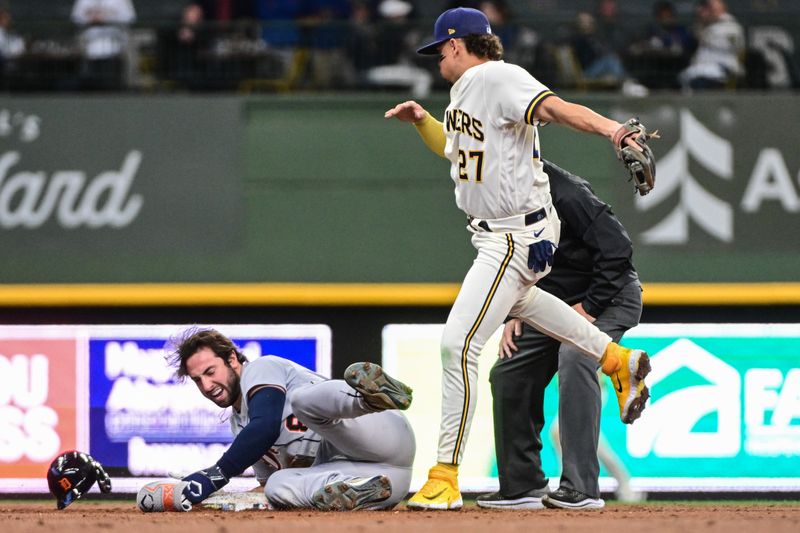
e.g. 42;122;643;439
166;328;415;511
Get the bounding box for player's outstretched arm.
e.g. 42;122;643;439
537;96;650;153
385;100;428;123
386;101;446;158
181;387;286;505
536;96;622;141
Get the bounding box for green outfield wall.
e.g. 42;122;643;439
1;94;798;288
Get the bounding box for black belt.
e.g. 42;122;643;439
524;208;547;225
472;207;547;232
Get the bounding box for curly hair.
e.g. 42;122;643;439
166;327;247;380
463;33;504;61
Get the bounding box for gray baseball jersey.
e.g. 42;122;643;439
230;356;415;509
230;356;324;481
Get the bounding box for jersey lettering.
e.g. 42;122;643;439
445;108;484;142
285;414;308;433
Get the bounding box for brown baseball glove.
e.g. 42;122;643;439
612;118;659;196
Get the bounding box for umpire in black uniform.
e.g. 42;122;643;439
477;160;642;510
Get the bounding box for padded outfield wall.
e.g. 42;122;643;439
0;94;798;293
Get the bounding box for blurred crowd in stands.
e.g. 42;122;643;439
0;0;798;94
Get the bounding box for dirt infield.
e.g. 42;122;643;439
2;500;799;533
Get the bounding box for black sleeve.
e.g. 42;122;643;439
545;161;635;317
216;386;285;479
579;203;636;317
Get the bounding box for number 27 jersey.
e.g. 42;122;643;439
443;60;555;220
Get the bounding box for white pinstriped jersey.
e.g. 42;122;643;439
229;356;323;481
443;60;555;220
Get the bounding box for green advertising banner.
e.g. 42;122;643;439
605;95;800;282
0;97;244;282
385;323;800;493
0;94;798;287
589;323;800;490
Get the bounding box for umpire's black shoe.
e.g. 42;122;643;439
476;485;549;510
542;487;605;510
345;362;413;411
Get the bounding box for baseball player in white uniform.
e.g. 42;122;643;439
143;328;415;511
385;7;652;510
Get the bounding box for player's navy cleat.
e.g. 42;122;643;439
344;362;413;411
601;343;651;424
311;475;392;511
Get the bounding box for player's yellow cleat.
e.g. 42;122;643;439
406;464;462;510
601;342;651;424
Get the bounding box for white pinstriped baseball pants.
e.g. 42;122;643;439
437;211;612;465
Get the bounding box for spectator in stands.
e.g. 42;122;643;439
362;0;432;97
626;1;695;89
193;0;253;24
71;0;136;90
254;0;306;50
253;0;309;80
346;0;377;73
304;0;354;89
0;2;24;89
0;3;24;62
642;1;695;54
570;10;627;84
159;2;212;89
679;0;744;90
595;0;627;53
477;0;540;73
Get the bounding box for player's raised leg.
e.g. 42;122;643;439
289;379;416;466
344;362;413;411
511;286;651;424
273;377;415;510
600;343;651;424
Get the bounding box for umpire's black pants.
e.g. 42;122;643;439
489;281;642;498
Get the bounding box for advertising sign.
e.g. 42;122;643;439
0;332;83;479
0;98;244;283
607;98;800;282
87;325;331;477
383;323;800;493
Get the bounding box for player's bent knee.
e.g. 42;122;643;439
264;472;301;508
287;387;316;420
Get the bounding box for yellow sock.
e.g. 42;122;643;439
600;343;621;375
435;462;459;476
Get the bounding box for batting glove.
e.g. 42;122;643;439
181;465;229;504
528;239;556;273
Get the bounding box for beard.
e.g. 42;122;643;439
210;365;242;408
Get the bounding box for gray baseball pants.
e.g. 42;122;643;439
264;380;415;509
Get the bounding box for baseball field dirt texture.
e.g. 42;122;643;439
3;500;799;533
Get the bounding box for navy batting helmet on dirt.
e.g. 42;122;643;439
47;451;112;509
